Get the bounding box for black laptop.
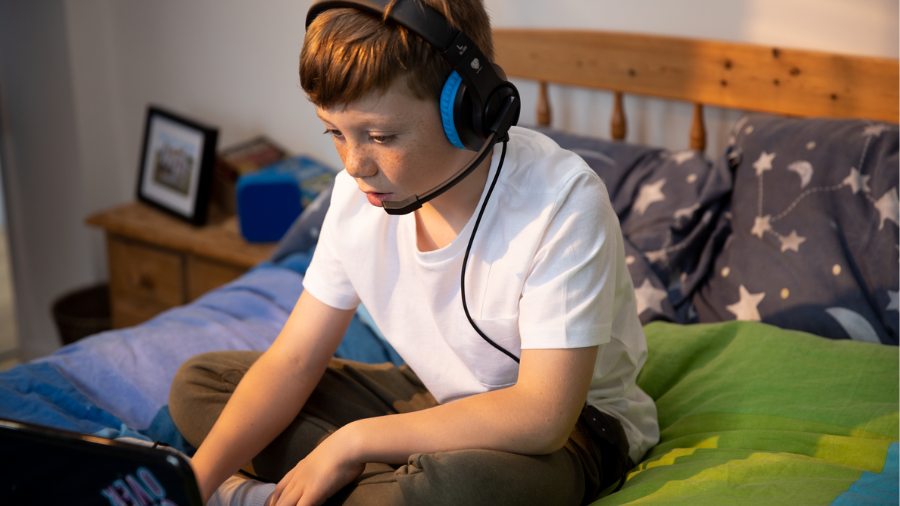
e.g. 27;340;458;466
0;418;202;505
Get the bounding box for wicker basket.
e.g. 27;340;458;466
51;283;111;345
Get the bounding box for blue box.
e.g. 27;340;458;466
237;155;335;242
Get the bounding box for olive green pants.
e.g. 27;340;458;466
169;351;630;506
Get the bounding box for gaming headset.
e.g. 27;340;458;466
305;0;521;216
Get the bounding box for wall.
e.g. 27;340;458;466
1;0;896;359
0;0;93;359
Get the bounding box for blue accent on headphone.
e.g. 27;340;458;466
440;71;465;150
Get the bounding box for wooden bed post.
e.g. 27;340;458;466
690;102;706;152
611;91;627;141
537;81;551;126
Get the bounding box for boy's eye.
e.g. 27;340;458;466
370;134;396;145
323;128;343;139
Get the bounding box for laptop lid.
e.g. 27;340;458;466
0;418;203;506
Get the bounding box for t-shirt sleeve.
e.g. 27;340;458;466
518;170;624;350
302;175;362;311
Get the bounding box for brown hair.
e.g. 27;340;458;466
300;0;493;109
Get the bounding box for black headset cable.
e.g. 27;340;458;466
459;139;519;364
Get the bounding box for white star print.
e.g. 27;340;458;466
671;151;695;165
874;187;899;230
887;291;899;312
674;203;700;221
726;285;765;321
751;215;772;239
779;230;806;252
645;249;668;264
753;151;776;176
634;179;666;215
634;278;668;316
842;167;871;194
862;124;890;137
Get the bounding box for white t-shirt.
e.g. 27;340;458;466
303;126;659;462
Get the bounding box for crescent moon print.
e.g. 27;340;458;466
825;307;881;344
787;160;814;188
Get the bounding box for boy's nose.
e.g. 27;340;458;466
342;145;378;178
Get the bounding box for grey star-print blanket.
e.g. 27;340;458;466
538;114;898;345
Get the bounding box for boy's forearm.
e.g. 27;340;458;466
339;347;598;466
190;349;320;501
341;383;577;465
188;290;353;502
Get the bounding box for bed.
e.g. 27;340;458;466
1;29;897;505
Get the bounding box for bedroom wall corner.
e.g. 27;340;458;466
0;0;96;360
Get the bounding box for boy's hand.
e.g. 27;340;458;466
269;429;365;506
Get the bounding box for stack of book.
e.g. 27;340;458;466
212;136;288;215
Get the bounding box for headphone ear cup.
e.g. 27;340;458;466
440;71;466;150
440;71;483;151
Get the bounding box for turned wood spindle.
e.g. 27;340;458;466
537;81;551;127
690;102;706;152
611;91;626;141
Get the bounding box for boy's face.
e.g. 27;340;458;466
317;78;473;209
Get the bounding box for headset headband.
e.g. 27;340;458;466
306;0;455;50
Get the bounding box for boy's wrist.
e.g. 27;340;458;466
189;450;219;504
330;420;368;467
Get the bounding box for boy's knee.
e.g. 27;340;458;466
168;350;263;446
172;350;262;391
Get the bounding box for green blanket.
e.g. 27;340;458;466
594;321;899;506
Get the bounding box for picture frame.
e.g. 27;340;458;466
136;106;219;226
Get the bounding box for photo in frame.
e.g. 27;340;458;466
136;106;218;226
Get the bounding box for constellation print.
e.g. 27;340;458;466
750;122;896;253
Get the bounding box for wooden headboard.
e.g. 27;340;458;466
493;29;899;151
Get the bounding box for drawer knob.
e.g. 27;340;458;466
136;274;155;291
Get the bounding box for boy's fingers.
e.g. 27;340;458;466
271;482;285;505
283;484;305;506
272;465;296;505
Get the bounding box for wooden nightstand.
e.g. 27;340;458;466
86;202;276;328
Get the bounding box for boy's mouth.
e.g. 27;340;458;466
364;191;394;207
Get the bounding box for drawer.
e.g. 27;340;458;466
186;255;246;301
110;294;170;329
107;235;185;308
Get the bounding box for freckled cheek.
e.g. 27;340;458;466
379;150;420;185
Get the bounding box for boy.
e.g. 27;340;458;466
169;1;658;505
